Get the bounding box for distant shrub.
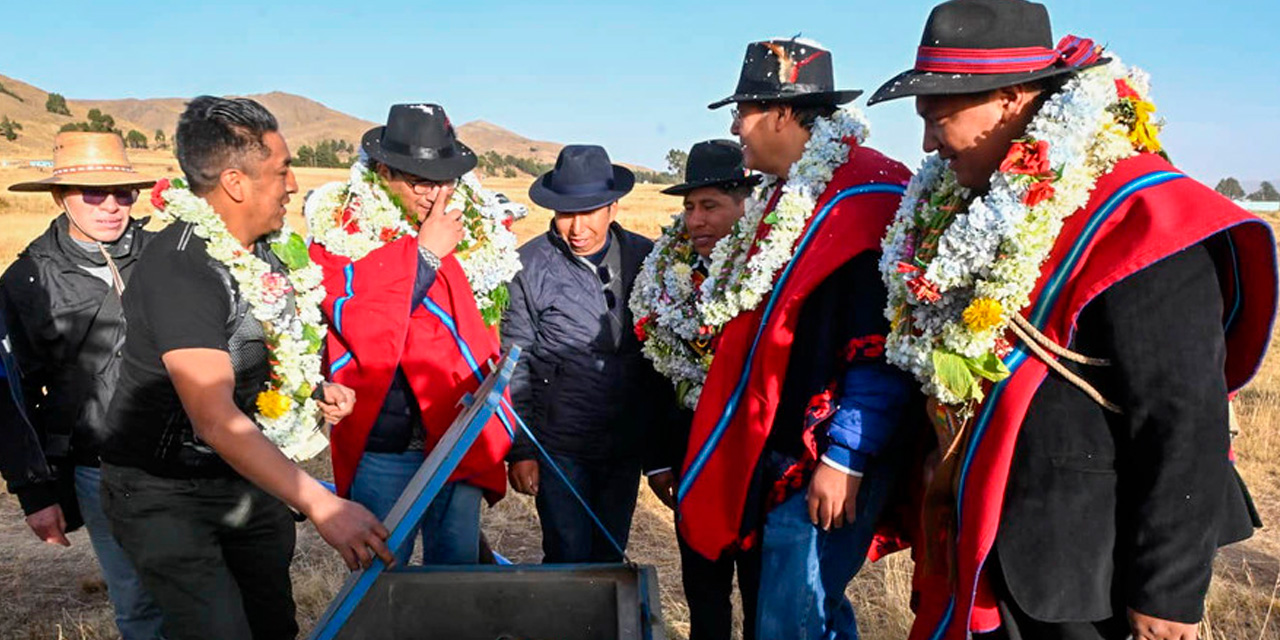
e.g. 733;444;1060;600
45;93;71;116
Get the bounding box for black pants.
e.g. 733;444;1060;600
977;553;1131;640
534;452;639;563
678;529;762;640
101;463;298;640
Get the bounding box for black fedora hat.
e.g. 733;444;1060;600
708;38;862;110
661;140;761;196
528;145;635;213
868;0;1108;105
361;103;477;182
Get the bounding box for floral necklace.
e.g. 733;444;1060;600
304;160;522;325
150;178;330;461
630;216;717;408
698;105;870;328
881;54;1165;408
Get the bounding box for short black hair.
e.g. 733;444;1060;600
714;181;755;202
789;103;839;130
175;96;279;195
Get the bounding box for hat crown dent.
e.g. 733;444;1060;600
685;140;745;182
922;0;1054;50
551;145;616;190
382;103;456;152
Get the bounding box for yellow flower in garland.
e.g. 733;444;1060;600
256;389;293;420
1128;99;1162;154
962;297;1004;333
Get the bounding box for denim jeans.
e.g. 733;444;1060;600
754;449;902;640
100;464;298;640
349;450;482;565
534;452;639;563
75;466;166;640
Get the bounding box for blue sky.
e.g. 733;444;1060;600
4;0;1276;184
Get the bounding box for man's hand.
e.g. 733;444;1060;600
306;493;394;571
1129;608;1198;640
25;504;70;547
807;462;862;531
318;382;356;426
508;459;539;496
417;184;465;260
647;471;677;510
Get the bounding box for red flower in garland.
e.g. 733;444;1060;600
379;227;399;243
633;315;651;341
999;139;1053;177
1023;179;1056;206
1115;79;1139;99
150;178;171;210
907;275;942;304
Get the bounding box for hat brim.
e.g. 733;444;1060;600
8;172;156;193
528;165;635;213
866;58;1109;105
361;126;478;183
660;173;763;196
708;89;863;110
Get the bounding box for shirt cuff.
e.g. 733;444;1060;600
14;481;60;516
820;448;866;477
644;467;672;477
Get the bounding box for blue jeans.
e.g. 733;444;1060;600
755;450;901;640
75;465;166;640
349;450;482;565
534;453;639;563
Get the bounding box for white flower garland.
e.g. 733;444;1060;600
629;215;713;408
881;56;1162;405
699;105;870;327
304;160;522;325
151;178;330;461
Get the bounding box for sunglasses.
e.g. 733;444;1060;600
78;189;138;206
596;264;617;310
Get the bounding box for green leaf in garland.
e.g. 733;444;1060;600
966;351;1011;383
764;211;779;225
302;324;324;351
294;382;313;404
933;349;980;402
271;233;311;271
172;177;187;190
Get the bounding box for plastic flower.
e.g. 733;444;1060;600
1023;180;1056;206
1128;99;1162;153
962;297;1004;332
149;178;171;210
999;139;1053;177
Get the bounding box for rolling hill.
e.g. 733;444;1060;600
0;73;646;173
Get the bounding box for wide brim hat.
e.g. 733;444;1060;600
868;0;1108;105
362;103;477;182
661;139;762;196
529;145;634;213
9;132;155;192
708;38;862;110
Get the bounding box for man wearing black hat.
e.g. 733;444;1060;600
868;2;1276;639
502;144;667;563
304;104;517;567
677;39;916;639
632;139;763;639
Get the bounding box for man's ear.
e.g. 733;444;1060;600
774;104;794;132
50;187;65;211
998;84;1040;122
607;201;619;222
219;168;247;203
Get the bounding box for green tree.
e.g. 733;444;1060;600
0;116;22;141
154;129;167;150
124;129;148;149
503;166;517;178
0;83;23;103
296;145;315;167
45;92;71;116
1248;181;1280;202
665;148;689;177
1214;177;1246;200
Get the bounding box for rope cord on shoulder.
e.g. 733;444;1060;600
1008;319;1121;413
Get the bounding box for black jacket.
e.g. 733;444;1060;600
502;223;670;467
0;215;151;515
995;240;1259;625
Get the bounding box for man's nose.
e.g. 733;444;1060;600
286;168;299;194
730;119;741;137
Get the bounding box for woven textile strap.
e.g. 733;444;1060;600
915;35;1101;74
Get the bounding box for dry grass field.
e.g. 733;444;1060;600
0;153;1276;639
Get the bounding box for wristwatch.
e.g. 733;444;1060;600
418;245;442;270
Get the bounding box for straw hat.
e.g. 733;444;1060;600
8;131;156;192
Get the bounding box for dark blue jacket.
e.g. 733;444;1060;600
502;222;669;467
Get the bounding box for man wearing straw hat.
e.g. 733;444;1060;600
0;131;164;639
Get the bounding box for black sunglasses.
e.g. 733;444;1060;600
596;265;616;310
79;189;138;206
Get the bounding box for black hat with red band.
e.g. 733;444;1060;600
868;0;1107;105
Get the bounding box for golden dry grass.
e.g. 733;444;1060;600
0;165;1275;639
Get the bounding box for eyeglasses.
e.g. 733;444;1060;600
392;169;455;195
731;102;768;123
79;189;138;206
